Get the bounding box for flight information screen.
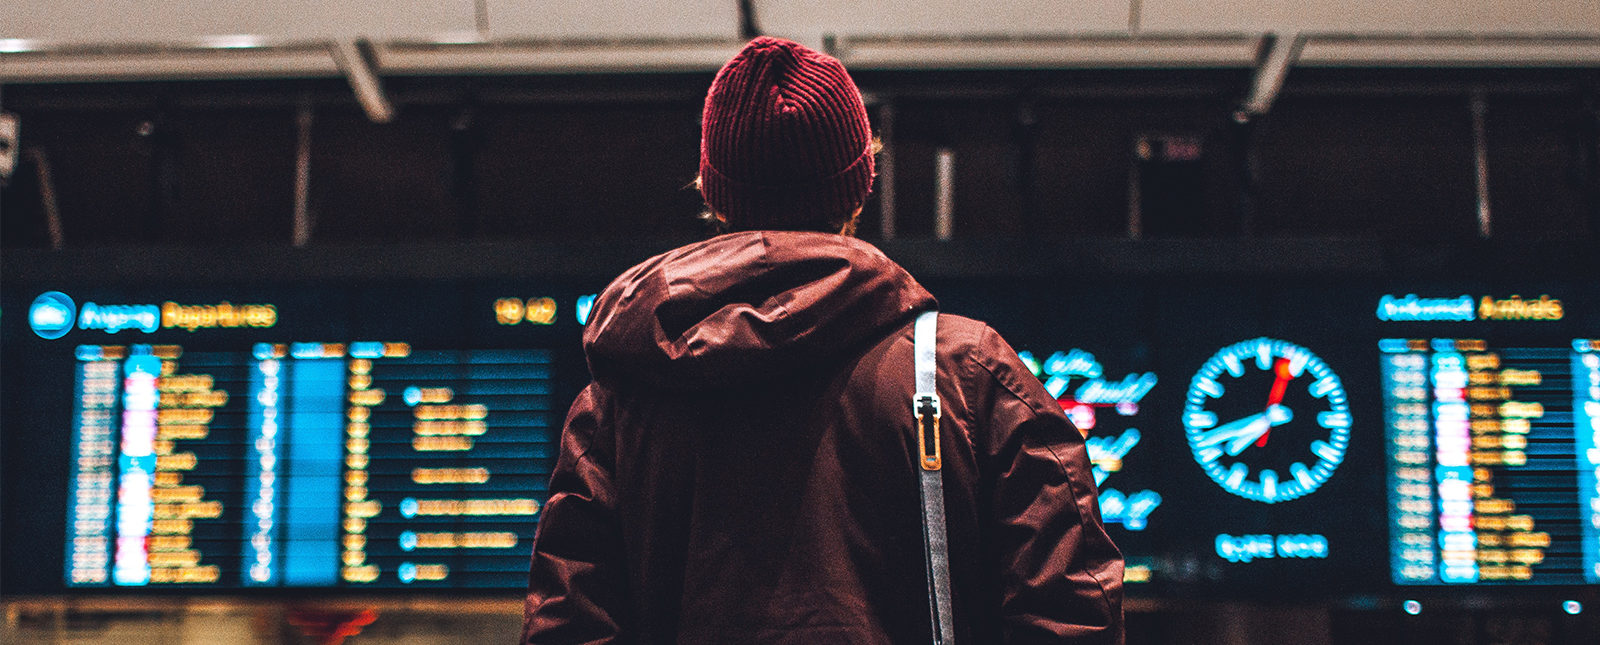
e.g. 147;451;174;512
933;279;1598;595
1380;334;1599;585
6;284;588;591
63;342;553;588
4;274;1597;596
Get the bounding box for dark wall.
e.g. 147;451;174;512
3;69;1597;250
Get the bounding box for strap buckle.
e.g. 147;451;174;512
914;393;942;471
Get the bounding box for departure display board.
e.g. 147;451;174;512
5;284;583;591
62;342;552;588
4;273;1597;598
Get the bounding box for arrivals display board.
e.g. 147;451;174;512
930;277;1598;594
3;274;1596;596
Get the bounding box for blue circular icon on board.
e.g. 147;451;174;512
30;291;76;339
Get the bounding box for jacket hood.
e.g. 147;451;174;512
584;231;936;391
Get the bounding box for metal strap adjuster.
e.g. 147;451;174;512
914;393;942;471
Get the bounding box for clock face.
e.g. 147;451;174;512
1183;337;1351;503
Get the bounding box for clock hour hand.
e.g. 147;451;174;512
1223;404;1292;456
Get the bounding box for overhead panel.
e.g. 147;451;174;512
754;0;1260;69
1138;0;1599;33
2;0;478;45
754;0;1131;46
1139;0;1600;66
482;0;741;41
0;0;476;81
375;1;745;74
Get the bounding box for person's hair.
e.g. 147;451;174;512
694;137;883;236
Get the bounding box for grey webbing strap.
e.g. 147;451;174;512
913;310;955;644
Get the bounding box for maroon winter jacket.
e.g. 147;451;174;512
522;231;1123;644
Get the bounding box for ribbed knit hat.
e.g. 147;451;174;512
699;37;875;232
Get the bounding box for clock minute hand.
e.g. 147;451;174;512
1225;404;1294;456
1194;411;1270;449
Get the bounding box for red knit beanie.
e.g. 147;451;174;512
699;37;875;232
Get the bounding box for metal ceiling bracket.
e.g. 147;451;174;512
331;40;394;124
1237;32;1305;122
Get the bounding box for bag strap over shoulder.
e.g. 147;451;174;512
913;310;955;644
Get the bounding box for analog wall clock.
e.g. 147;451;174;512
1183;337;1351;503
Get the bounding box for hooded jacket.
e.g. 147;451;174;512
523;231;1124;644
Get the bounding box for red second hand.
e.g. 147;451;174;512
1257;358;1293;447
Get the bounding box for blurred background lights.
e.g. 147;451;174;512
1561;600;1581;615
1402;600;1422;615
